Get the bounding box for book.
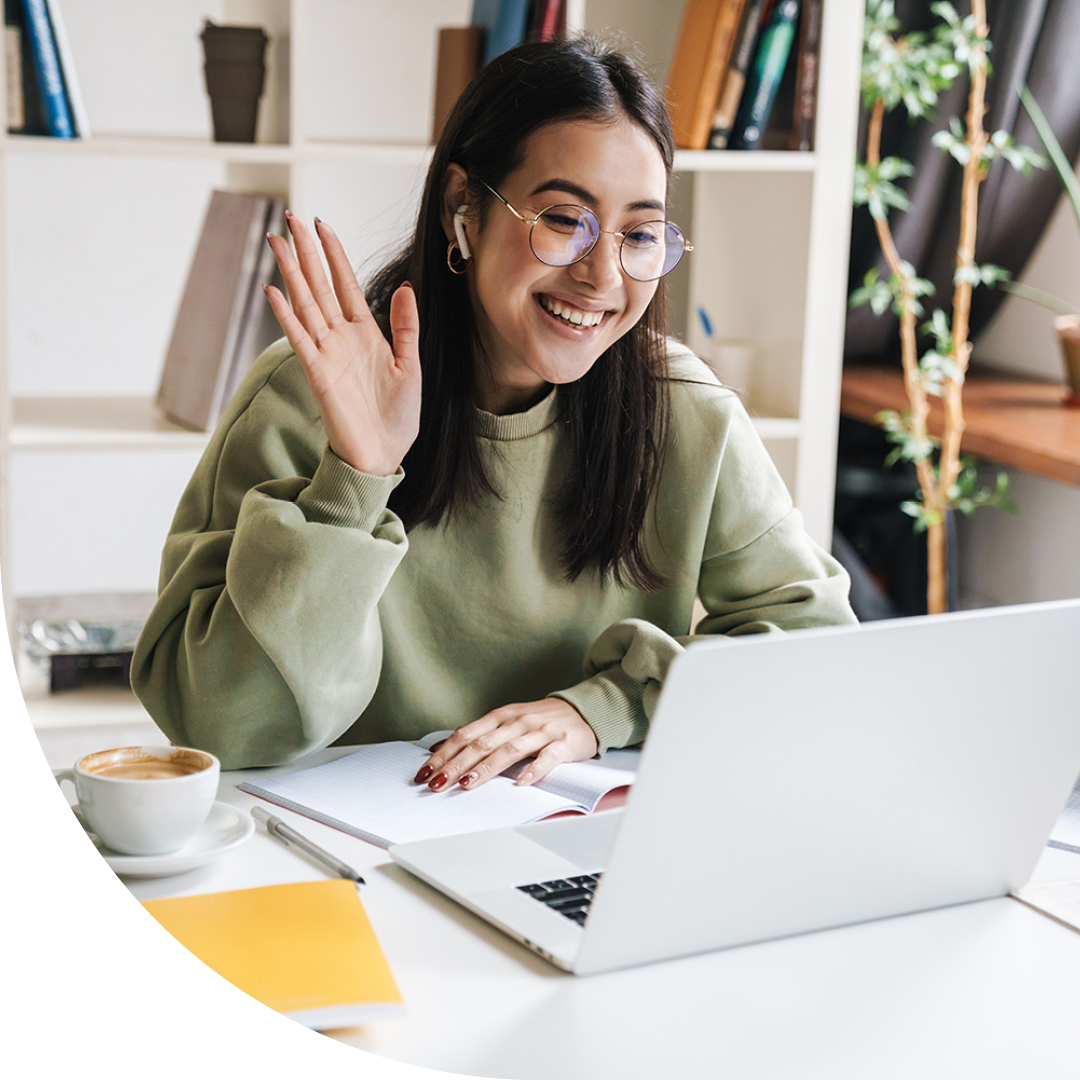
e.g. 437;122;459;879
218;197;286;408
758;6;799;151
19;0;72;137
471;0;530;68
0;881;401;1032
5;0;45;134
708;0;772;150
239;739;639;849
790;0;821;150
4;24;22;129
431;25;483;143
531;0;563;41
157;189;282;432
729;0;801;151
666;0;748;151
43;0;88;138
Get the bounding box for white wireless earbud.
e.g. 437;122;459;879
453;207;472;260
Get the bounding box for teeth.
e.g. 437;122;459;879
542;297;604;328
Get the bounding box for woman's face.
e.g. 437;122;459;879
460;118;668;413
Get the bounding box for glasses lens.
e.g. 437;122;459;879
531;206;600;266
621;221;687;281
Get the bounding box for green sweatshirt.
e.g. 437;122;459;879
131;338;856;769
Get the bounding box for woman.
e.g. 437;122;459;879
131;37;855;787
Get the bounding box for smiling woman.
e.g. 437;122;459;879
130;37;857;791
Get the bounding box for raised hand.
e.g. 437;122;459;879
264;213;421;477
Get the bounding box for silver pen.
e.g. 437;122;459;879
251;806;366;884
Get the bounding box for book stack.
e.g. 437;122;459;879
666;0;823;153
5;0;88;137
432;0;566;142
156;190;286;433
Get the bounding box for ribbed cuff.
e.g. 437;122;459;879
296;446;404;532
551;665;650;756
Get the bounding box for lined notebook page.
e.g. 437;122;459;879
240;742;636;848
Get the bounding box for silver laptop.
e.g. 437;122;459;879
389;600;1080;976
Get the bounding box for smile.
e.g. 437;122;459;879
539;295;609;328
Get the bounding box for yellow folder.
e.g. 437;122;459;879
0;876;401;1028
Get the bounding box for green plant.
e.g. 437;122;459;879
851;0;1041;613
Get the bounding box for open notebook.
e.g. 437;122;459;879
239;737;638;848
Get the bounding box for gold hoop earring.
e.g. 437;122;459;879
446;241;469;275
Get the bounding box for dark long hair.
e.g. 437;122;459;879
366;37;675;591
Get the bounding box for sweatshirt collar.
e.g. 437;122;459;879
474;386;560;440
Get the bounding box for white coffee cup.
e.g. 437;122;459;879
54;745;220;856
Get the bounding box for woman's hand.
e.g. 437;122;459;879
264;213;421;477
414;698;599;791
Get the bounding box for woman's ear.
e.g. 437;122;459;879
440;163;471;245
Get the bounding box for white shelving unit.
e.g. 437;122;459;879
0;0;863;727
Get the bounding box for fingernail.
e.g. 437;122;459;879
285;210;295;231
313;216;322;232
428;772;448;791
265;232;274;245
402;280;413;290
515;772;534;787
414;765;434;784
459;772;478;788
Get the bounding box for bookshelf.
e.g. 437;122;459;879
0;0;863;725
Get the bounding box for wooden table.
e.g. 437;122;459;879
840;365;1080;486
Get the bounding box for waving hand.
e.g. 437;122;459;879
264;213;421;477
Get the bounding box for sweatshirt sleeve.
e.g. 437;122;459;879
551;369;857;755
131;342;409;768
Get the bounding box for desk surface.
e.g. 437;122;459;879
38;723;1080;1080
840;365;1080;485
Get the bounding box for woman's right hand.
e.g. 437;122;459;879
264;213;421;477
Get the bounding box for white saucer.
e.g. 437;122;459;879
94;801;254;878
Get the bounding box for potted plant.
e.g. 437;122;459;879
1001;85;1080;403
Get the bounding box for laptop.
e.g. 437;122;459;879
388;599;1080;976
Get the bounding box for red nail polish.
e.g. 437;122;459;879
429;772;448;791
415;765;434;784
459;772;478;788
313;216;323;232
402;280;413;290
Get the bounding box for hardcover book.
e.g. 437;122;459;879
790;0;822;151
157;190;284;433
19;0;72;137
431;24;483;142
729;0;801;151
666;0;748;151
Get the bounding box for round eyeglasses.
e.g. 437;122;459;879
478;180;692;282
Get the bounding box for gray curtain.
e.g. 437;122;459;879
845;0;1080;361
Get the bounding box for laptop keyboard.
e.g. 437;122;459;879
516;873;603;926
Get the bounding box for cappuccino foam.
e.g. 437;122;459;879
82;746;211;781
90;760;201;780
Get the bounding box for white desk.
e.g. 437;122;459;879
36;724;1080;1080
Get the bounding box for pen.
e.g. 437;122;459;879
251;806;366;885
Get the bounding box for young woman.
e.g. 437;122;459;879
131;37;856;787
